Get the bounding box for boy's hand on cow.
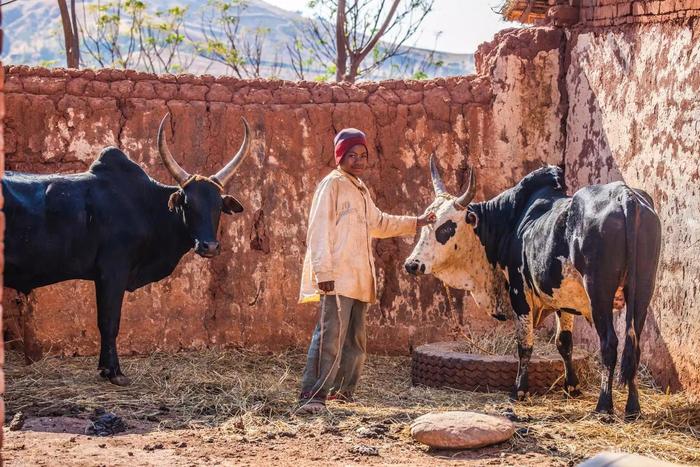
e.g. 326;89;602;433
318;281;335;293
416;212;437;228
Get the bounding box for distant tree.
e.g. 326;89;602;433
140;5;193;73
79;1;193;73
286;37;315;80
298;0;434;83
391;31;444;80
57;0;80;68
79;0;147;69
194;0;282;79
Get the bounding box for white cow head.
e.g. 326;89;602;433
404;156;511;319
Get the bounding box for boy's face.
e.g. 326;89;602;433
339;144;368;177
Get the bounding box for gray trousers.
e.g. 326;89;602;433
300;294;368;402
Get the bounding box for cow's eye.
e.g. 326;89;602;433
435;220;457;245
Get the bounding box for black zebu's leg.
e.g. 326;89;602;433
508;267;534;401
585;276;618;414
555;310;581;397
619;192;661;419
512;312;534;400
96;271;130;386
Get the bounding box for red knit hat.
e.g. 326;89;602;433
334;128;367;165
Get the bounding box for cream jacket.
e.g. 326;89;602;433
299;168;417;304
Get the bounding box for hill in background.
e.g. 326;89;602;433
2;0;474;80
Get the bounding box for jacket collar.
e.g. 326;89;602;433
336;167;367;191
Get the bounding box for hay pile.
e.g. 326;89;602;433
5;347;700;465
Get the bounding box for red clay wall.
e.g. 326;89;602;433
2;27;567;359
565;18;700;391
1;8;6;449
579;0;700;26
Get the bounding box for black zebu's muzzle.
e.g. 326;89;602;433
195;240;221;258
404;259;426;275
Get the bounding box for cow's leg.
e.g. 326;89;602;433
555;310;581;397
585;278;618;414
95;273;130;386
512;312;534;401
507;266;534;401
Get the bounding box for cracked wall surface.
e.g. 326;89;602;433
565;18;700;392
2;27;566;358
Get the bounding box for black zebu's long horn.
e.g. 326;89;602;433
210;117;251;188
157;113;191;186
454;166;476;209
430;154;447;196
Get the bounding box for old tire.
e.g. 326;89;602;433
411;341;586;394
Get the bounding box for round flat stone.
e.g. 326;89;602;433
410;411;515;449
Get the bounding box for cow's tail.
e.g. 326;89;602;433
619;190;641;386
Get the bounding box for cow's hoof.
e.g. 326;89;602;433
565;385;582;398
109;374;131;386
593;406;614;417
509;390;529;401
624;402;641;421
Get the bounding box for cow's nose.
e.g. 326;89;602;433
195;240;220;257
404;259;423;275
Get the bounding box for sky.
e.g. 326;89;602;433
265;0;520;54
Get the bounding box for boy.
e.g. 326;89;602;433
297;128;435;413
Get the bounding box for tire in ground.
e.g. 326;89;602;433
411;341;586;394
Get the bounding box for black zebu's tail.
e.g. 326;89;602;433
619;188;660;386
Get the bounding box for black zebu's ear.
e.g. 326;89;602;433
222;195;244;214
168;191;184;211
466;210;478;226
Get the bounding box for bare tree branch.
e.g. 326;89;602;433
58;0;80;67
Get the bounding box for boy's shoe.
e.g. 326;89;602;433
296;391;327;414
327;392;355;403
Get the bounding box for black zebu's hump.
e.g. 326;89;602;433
89;146;150;181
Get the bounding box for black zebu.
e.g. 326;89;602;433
3;114;250;385
404;159;661;417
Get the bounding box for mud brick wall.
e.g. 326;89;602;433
579;0;700;26
0;10;6;449
2;28;567;359
564;19;700;392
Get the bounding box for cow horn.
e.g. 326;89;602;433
211;117;251;188
157;113;191;186
454;166;476;209
430;154;447;196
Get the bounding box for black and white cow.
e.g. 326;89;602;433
404;158;661;417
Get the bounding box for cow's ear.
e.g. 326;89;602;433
466;210;478;227
168;191;184;211
222;195;244;214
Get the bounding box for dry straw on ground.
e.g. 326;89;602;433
5;342;700;465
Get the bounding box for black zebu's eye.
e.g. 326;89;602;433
435;220;457;245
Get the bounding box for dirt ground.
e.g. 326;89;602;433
3;348;700;466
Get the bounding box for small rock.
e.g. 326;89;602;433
501;407;532;423
144;443;164;451
321;425;341;436
349;444;379;456
410;411;515;449
355;425;388;439
9;412;26;431
98;443;106;448
85;410;127;436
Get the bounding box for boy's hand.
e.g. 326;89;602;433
416;212;437;228
318;281;335;293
